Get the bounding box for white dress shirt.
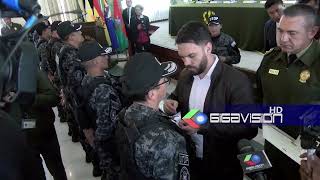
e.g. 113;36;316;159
189;55;219;158
128;7;132;26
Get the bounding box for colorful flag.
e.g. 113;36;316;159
107;0;128;52
92;0;112;45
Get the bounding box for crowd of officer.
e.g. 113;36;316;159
1;1;320;180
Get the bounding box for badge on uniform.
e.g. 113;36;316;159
268;69;279;75
299;70;311;83
178;153;190;180
21;118;36;129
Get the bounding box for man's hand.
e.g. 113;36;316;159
178;120;198;135
83;128;95;147
163;99;178;115
300;153;320;180
60;90;66;106
48;73;54;82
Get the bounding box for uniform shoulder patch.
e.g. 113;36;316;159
264;47;281;56
179;166;190;180
178;153;189;166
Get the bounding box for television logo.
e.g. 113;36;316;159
244;154;261;166
182;109;208;128
210;106;283;124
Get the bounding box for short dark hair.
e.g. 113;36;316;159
283;4;317;27
175;21;212;46
264;0;283;9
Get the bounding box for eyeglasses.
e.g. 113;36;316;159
149;77;171;90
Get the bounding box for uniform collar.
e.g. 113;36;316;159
297;41;317;67
125;103;169;128
296;41;313;59
277;41;317;67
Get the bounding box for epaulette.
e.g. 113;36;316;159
264;47;281;57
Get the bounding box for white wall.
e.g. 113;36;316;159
121;0;171;22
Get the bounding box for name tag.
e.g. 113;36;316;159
21;119;36;129
268;69;279;75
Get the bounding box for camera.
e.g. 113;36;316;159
0;0;41;107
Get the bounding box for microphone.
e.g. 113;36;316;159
237;139;272;180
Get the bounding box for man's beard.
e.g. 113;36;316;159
186;55;208;76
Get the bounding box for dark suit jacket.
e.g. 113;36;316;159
122;7;135;40
169;60;258;179
264;19;277;51
130;15;150;43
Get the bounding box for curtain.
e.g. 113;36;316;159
38;0;84;23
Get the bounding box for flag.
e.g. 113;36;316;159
106;18;120;50
92;0;112;45
107;0;128;52
84;0;95;22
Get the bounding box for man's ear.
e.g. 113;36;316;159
308;26;319;39
146;89;156;101
205;42;213;54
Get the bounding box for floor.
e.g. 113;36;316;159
44;109;100;180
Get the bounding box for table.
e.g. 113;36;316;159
169;3;270;51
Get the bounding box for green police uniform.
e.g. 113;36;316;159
1;22;22;35
256;40;320;180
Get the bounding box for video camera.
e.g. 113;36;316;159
0;0;41;107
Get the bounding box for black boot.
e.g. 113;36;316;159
85;152;92;163
92;166;102;177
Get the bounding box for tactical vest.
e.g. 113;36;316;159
115;109;184;180
79;76;129;130
36;39;47;63
56;46;68;87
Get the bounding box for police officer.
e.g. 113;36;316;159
117;52;190;180
56;21;85;91
256;4;320;180
1;17;22;35
34;22;52;74
47;21;66;123
79;40;121;179
23;71;67;180
207;15;241;65
47;21;63;78
56;20;98;166
56;20;84;143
